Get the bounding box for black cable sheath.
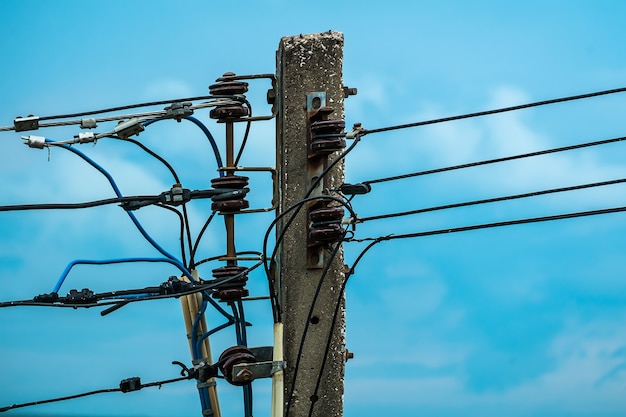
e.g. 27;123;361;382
362;136;626;186
350;205;626;244
358;178;626;223
363;86;626;136
0;376;189;412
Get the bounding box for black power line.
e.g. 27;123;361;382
361;135;626;186
348;205;626;245
0;374;191;413
357;178;626;223
363;86;626;136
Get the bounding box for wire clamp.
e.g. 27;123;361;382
75;132;96;144
80;118;97;129
164;102;193;121
113;118;144;139
119;377;142;393
345;122;364;139
21;135;46;149
160;184;191;206
14;115;39;132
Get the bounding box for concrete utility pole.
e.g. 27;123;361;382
276;31;346;417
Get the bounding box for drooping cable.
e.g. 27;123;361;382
348;205;626;244
51;257;193;294
361;135;626;186
190;211;218;269
38;95;217;121
356;178;626;223
234;100;253;166
0;375;191;413
261;132;360;321
362;86;626;136
50;141;194;280
262;195;357;323
283;235;346;417
156;203;191;268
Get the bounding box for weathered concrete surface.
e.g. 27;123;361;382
276;31;346;417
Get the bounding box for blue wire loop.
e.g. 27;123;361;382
45;120;227;416
52;257;191;293
142;116;224;176
48;140;195;281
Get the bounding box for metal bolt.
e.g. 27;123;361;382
345;349;354;362
343;86;358;98
236;368;255;382
267;88;276;105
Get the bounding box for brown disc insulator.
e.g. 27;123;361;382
211;175;249;189
309;206;345;223
209;80;249;96
218;346;256;386
309;223;345;243
209;105;249;120
211;265;249;302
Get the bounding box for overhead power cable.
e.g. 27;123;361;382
362;86;626;136
356;178;626;223
348;205;626;245
0;95;244;132
0;365;202;413
361;135;626;186
283;235;346;417
0;188;232;212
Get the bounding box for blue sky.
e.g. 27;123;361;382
1;1;626;417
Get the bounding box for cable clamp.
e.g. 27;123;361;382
196;380;216;389
80;118;97;129
65;288;97;304
161;183;191;206
120;377;142;393
113;118;144;139
33;292;59;303
345;122;364;139
21;135;46;149
75;132;96;144
14;115;39;132
202;410;214;416
271;360;286;375
164;102;194;121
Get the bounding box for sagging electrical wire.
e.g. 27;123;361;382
157;203;193;268
359;135;626;187
1;94;246;132
354;178;626;224
0;188;221;212
0;374;190;413
0;358;230;414
190;211;218;269
283;231;347;417
262;195;357;323
50;142;190;272
141;115;225;174
360;85;626;136
0;260;262;312
234;98;253;166
262;132;362;322
305;203;626;416
347;205;626;245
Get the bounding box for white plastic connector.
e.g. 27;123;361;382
21;135;46;149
